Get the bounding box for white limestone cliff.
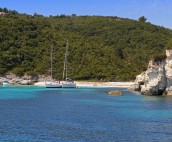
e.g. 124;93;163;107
134;50;172;95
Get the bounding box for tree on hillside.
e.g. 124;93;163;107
138;16;147;22
72;14;77;17
3;7;8;13
166;39;172;49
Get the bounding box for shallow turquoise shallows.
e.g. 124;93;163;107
0;86;172;142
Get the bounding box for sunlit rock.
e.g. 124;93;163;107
134;50;172;96
108;90;122;96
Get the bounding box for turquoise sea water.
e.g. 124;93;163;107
0;86;172;142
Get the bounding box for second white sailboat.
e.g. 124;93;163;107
61;41;77;88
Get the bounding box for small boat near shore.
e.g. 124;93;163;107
2;81;10;87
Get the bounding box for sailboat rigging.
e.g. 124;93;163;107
45;45;62;88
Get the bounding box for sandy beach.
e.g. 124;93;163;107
34;81;134;88
76;81;134;88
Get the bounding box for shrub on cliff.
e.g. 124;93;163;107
11;67;24;76
0;68;7;75
166;39;172;49
25;71;38;77
152;53;166;63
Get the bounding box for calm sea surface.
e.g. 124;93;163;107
0;86;172;142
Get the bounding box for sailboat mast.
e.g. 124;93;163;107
50;45;53;81
63;58;65;80
65;40;69;80
62;40;69;81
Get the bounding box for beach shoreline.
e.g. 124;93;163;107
34;81;134;88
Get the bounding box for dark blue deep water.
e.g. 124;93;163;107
0;86;172;142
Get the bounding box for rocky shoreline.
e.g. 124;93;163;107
0;73;51;85
0;73;134;88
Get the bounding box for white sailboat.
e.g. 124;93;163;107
45;46;62;88
61;41;77;88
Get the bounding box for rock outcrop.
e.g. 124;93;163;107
108;90;122;96
134;50;172;96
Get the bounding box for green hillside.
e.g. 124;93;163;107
0;9;172;81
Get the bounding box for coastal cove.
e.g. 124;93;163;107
0;86;172;141
1;5;172;142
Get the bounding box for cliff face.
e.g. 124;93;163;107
165;50;172;95
134;50;172;95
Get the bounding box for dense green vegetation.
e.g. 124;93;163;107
0;8;172;81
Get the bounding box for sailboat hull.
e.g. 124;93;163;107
45;82;62;88
61;81;76;88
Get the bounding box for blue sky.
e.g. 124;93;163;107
1;0;172;29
